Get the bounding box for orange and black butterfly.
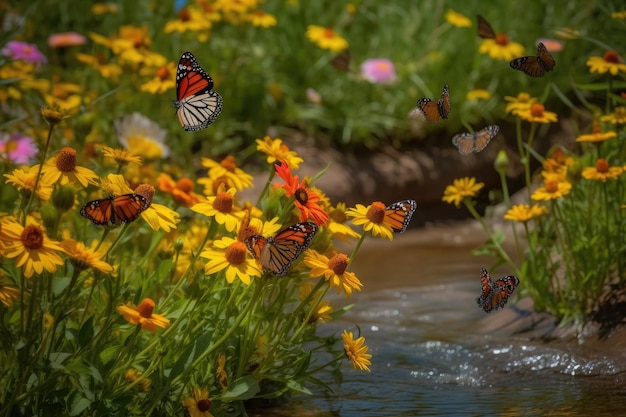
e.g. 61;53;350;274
451;125;500;155
475;268;519;313
509;42;556;77
80;193;151;226
245;222;319;276
330;49;350;72
476;15;496;39
408;84;451;123
385;200;417;234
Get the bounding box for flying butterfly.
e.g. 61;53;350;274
475;268;520;313
408;84;451;123
330;49;350;72
476;14;496;39
509;42;556;77
80;193;151;226
451;125;500;155
385;200;417;234
245;222;319;276
173;51;223;131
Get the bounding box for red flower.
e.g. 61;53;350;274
273;161;329;226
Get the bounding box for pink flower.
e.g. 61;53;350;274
47;32;87;48
0;133;39;164
2;40;47;64
536;38;564;52
360;58;396;84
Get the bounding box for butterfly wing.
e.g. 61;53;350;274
451;132;476;155
80;197;115;226
476;15;496;39
510;43;555;77
475;268;493;309
111;194;151;224
246;222;319;276
174;51;223;131
536;42;556;73
384;200;417;233
483;275;519;312
413;98;441;123
473;125;499;153
331;49;350;72
436;84;451;120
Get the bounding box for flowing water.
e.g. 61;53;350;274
252;222;626;417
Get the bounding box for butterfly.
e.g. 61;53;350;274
80;193;151;226
475;268;520;313
408;84;450;123
245;222;319;276
385;200;417;234
476;14;496;39
173;51;223;131
451;125;500;155
330;49;350;72
509;42;556;77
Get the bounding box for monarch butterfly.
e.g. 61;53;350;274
476;15;496;39
80;193;151;226
330;49;350;72
408;84;450;123
475;268;519;313
385;200;417;234
173;51;223;131
451;125;500;155
509;42;556;77
245;222;319;276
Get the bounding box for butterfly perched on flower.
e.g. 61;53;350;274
245;222;319;276
80;193;151;226
173;51;223;131
509;42;556;77
452;125;500;155
408;84;450;123
475;268;519;313
385;200;417;233
476;14;496;39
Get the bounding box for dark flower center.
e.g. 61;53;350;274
295;188;309;205
21;225;44;250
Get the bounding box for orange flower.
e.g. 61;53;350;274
273;161;329;225
117;298;170;333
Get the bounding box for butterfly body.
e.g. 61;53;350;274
476;268;519;313
509;42;556;77
80;193;150;226
174;51;223;131
409;84;450;123
245;222;319;276
476;15;496;39
452;125;500;155
385;200;417;233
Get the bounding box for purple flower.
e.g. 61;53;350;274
360;58;396;84
2;40;47;64
0;133;39;164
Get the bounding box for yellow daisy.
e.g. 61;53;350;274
200;237;262;285
582;158;623;182
183;386;214;417
513;103;558;124
304;250;363;298
306;25;348;52
61;239;114;273
342;330;372;372
531;178;572;201
444;9;472;28
255;136;303;169
479;35;525;61
117;298;170;333
191;185;241;233
442;177;484;208
40;147;99;188
345;202;393;240
503;204;548;222
586;50;626;76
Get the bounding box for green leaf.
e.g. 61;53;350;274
78;316;94;348
170;332;212;379
221;375;260;400
67;391;91;416
285;379;311;394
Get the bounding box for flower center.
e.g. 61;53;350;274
323;28;335;38
495;33;509;45
197;399;212;412
329;207;347;223
213;191;233;213
545;179;559;193
225;241;247;266
4;139;18;153
156;66;170;80
24;46;33;55
178;8;191;21
596;158;609;173
212;176;230;194
530;103;545;117
376;62;390;71
135;184;155;202
21;225;44;250
603;50;620;63
55;147;77;172
176;177;194;193
220;155;237;172
137;299;155;318
366;202;386;224
254;10;265;16
51;85;70;100
295;187;309;205
328;253;349;275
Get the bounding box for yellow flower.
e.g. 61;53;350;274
444;9;472;28
192;185;241;232
4;166;54;201
115;112;170;159
346;202;393;240
306;25;348;52
466;88;491;101
116;298;170;333
327;203;361;242
342;330;372;372
255;136;303;169
2;219;65;278
183;386;214;417
201;156;253;191
531;178;572;201
100;145;143;166
612;11;626;19
248;10;277;27
76;53;123;80
600;107;626;124
61;239;114;273
45;82;82;111
140;61;177;94
216;353;228;390
504;92;537;114
582;158;623;182
442;177;484;208
304;250;362;298
164;7;212;34
479;35;525;61
39;147;99;188
200;237;262;285
503;204;547;222
576;128;617;143
91;2;119;15
586;51;626;76
0;285;20;307
125;368;151;392
513;103;558;124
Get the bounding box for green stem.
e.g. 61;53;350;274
22;123;54;224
